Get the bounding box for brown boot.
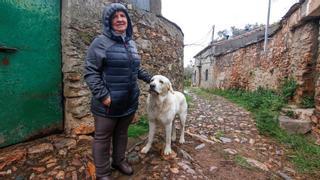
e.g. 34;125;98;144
96;176;113;180
111;160;133;175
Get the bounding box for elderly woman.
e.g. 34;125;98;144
84;3;152;179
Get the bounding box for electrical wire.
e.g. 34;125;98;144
184;27;213;47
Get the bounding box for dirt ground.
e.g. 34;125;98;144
0;89;319;179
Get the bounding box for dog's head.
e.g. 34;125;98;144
149;75;174;96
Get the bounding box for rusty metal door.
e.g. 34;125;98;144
0;1;63;147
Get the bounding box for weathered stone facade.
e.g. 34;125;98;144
193;0;320;128
61;0;184;134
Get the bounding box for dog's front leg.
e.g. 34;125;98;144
172;119;177;142
141;121;156;154
164;122;173;155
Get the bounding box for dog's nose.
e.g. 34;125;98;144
150;84;155;89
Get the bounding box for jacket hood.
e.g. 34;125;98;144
102;3;133;42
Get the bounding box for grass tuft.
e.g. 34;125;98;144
235;155;252;169
128;115;149;138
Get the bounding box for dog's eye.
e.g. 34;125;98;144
159;80;164;84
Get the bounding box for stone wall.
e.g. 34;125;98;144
194;2;319;103
314;20;320;130
61;0;184;134
193;1;320;130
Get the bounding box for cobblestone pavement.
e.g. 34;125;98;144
0;89;318;179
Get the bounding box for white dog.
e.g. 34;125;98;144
141;75;188;155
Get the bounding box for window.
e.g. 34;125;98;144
205;69;208;81
129;0;150;11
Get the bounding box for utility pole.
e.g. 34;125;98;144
264;0;271;52
211;25;215;44
209;25;215;64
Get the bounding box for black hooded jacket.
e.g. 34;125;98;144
84;3;151;117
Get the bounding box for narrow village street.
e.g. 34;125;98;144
1;1;320;180
0;88;318;179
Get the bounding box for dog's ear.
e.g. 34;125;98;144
167;82;174;94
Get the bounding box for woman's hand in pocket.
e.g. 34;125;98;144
102;97;111;107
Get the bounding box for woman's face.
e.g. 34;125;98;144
111;11;128;34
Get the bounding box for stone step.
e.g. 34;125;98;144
281;106;315;122
279;115;312;134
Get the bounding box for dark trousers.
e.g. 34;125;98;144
93;114;134;178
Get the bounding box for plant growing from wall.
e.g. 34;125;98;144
281;77;297;102
300;95;315;108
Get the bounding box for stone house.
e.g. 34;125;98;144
0;0;184;147
193;0;320;127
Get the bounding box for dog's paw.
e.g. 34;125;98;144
164;147;172;155
141;145;151;154
179;137;185;144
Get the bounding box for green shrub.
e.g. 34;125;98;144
281;77;297;102
184;79;192;87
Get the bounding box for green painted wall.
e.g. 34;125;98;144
0;0;63;147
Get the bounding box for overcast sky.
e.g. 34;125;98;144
161;0;299;67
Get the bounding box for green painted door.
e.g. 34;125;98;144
0;1;63;147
